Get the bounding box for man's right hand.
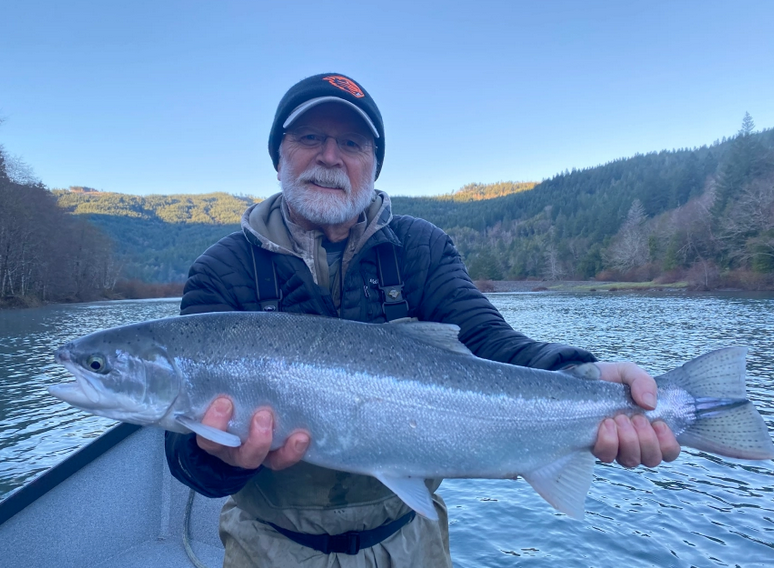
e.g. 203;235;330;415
196;397;310;470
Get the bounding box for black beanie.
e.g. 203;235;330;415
268;73;385;179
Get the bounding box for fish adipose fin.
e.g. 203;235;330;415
175;415;242;448
374;473;439;521
661;346;774;460
391;322;473;355
521;451;596;519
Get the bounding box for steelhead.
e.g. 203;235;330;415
49;312;774;519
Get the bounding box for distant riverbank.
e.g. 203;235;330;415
475;280;688;293
476;276;774;294
0;280;184;310
4;274;774;310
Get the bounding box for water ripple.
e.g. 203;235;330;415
444;291;774;567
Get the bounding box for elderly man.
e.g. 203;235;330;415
165;73;680;567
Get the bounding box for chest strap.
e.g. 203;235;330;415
259;510;416;555
250;241;408;320
250;245;281;312
376;242;409;321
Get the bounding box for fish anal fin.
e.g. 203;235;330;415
374;473;439;521
521;451;595;519
175;415;242;447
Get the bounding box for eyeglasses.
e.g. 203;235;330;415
284;128;375;156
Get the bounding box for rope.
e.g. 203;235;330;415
183;488;212;568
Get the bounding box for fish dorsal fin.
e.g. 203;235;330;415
374;473;439;521
521;450;595;519
561;363;601;381
390;321;472;356
175;415;242;447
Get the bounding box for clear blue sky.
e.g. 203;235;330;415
2;0;773;197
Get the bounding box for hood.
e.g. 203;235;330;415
241;190;394;264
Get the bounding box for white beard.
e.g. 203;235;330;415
280;163;375;226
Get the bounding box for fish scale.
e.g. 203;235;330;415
49;311;774;520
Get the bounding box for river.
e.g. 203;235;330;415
1;292;773;567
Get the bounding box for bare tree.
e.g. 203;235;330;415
605;199;649;271
542;244;566;281
4;154;40;185
720;175;774;266
541;228;566;280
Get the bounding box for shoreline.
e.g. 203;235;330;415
477;280;774;294
3;279;774;310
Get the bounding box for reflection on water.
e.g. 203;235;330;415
1;292;773;567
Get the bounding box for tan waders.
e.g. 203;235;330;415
218;463;452;567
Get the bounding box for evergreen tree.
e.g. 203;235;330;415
713;113;768;217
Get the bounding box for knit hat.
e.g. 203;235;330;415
268;73;385;179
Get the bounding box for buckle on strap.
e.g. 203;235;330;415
258;298;280;312
380;284;408;321
324;532;361;555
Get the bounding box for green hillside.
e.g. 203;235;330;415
52;184;536;282
49;191;260;282
54;190;259;224
392;120;774;285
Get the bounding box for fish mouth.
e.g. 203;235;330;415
50;347;103;407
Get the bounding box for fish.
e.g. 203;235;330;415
48;311;774;520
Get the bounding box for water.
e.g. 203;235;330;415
1;292;773;566
442;292;774;567
0;299;182;497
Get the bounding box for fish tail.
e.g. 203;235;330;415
659;346;774;460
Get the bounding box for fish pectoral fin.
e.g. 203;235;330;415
174;415;242;448
374;474;439;521
521;451;595;519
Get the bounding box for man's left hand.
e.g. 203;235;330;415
592;362;681;468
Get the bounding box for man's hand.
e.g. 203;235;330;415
592;362;681;468
196;397;310;470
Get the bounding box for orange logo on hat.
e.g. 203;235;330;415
323;75;365;98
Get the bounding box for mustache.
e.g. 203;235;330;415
297;166;352;193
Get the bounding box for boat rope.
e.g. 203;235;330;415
183;488;212;568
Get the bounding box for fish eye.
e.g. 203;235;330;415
86;355;108;373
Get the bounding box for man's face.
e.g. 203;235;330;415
278;102;377;227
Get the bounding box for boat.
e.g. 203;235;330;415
0;423;227;568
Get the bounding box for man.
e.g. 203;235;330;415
166;73;681;566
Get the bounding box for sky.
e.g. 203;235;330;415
2;0;773;198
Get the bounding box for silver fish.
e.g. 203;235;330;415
49;312;774;519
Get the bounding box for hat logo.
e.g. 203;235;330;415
323;75;365;98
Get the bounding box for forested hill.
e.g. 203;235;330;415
392;118;774;284
50;183;537;282
47;116;774;287
54;190;260;223
48;191;261;283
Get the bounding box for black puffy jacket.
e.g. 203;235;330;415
165;214;597;497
